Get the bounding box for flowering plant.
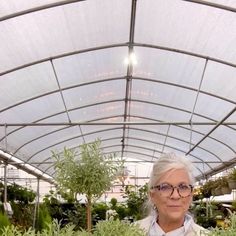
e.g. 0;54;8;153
105;209;118;221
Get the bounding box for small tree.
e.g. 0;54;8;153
53;139;122;231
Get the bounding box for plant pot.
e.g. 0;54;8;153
221;186;231;195
227;179;236;190
214;187;222;196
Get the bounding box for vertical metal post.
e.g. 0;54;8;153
33;178;40;228
4;163;7;203
4;124;8;204
134;165;137;191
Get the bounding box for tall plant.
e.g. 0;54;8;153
53;139;122;231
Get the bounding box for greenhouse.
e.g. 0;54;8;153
0;0;236;235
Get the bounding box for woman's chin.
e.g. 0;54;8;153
166;212;185;222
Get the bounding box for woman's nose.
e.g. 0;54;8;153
170;187;181;198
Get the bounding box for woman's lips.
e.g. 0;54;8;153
167;205;181;209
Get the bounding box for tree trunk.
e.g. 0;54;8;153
86;195;92;232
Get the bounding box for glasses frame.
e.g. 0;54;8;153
151;183;193;198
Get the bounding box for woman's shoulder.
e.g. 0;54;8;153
188;222;209;236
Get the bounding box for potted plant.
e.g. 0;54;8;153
201;179;216;198
227;168;236;190
214;178;223;196
53;139;123;232
219;176;231;195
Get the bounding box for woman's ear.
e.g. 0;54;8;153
149;190;154;201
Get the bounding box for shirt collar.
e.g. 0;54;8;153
149;212;193;236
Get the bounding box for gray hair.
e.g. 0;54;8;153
148;152;195;191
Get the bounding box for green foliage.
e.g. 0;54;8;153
201;179;217;198
123;184;148;220
42;190;64;223
53;139;122;231
38;220;88;236
53;148;80;200
92;202;108;222
43;190;61;205
0;211;10;233
113;204;128;220
208;212;236;236
53;139;121;200
42;190;87;230
218;176;229;188
106;198;128;220
35;204;52;232
228;168;236;181
190;201;229;228
0;182;36;204
11;202;35;229
0;183;36;229
0;219;91;236
110;198;118;209
65;203;87;230
0;219;145;236
232;201;236;210
93;219;145;236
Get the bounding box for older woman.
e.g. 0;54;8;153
136;153;208;236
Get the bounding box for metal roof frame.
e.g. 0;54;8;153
0;0;236;184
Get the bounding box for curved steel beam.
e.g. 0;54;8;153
1;0;235;23
1;42;235;78
0;0;86;22
182;0;236;13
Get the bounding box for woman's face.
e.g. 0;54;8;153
150;168;193;223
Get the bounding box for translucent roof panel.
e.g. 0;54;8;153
0;0;236;184
136;0;236;64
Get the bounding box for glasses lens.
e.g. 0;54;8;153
178;184;192;197
158;183;173;197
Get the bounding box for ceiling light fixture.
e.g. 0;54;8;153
124;52;137;66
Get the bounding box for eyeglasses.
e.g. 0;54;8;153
151;183;193;198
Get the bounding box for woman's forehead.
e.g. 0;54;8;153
158;168;190;183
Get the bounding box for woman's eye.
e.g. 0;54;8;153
179;184;189;190
160;184;172;190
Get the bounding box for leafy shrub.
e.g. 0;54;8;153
93;219;145;236
110;198;118;209
0;220;90;236
208;212;236;236
123;184;148;220
0;219;145;236
92;202;108;222
2;183;36;204
11;202;35;229
35;204;52;231
0;212;10;233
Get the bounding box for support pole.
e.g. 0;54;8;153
33;178;40;229
4;163;7;203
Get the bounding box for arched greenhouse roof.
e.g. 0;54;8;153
0;0;236;184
